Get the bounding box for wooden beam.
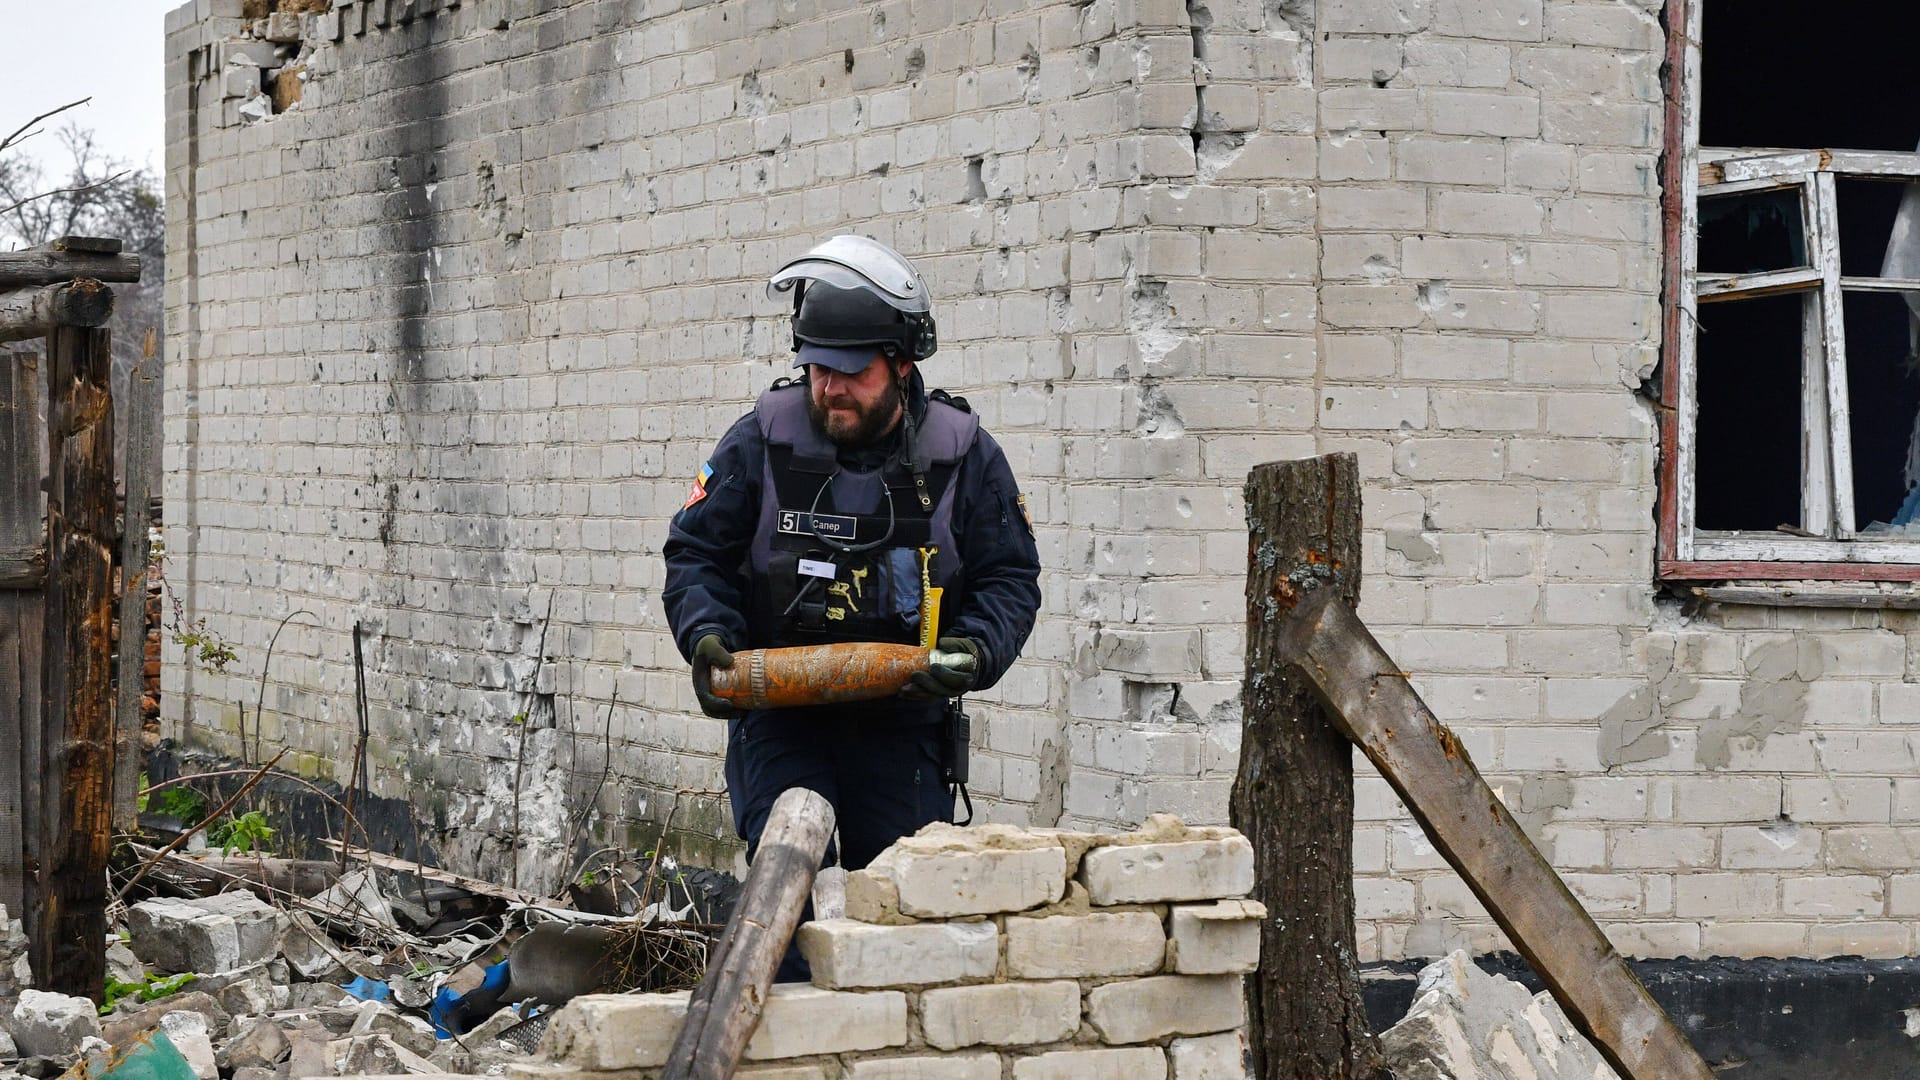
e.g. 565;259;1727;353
32;325;116;1001
0;280;114;344
316;838;546;906
0;351;45;913
0;545;46;590
1275;588;1716;1080
51;237;121;255
1230;454;1380;1078
662;787;834;1080
113;334;159;830
0;250;141;290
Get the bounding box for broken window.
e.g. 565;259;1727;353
1665;0;1920;575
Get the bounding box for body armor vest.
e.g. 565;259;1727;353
748;384;978;648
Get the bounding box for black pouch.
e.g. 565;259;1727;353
769;550;831;633
943;698;973;825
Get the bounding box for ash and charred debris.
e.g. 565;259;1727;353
0;839;736;1080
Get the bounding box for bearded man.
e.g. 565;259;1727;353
662;236;1042;976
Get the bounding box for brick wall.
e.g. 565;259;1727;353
163;0;1920;961
527;818;1258;1078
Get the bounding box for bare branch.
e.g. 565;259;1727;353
0;169;130;221
0;98;91;156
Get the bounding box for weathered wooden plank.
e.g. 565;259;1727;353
662;787;834;1080
0;250;142;289
1231;454;1379;1079
1813;172;1856;539
1693;268;1821;302
1695;585;1920;610
0;280;115;343
0;545;47;589
1837;276;1920;292
0;351;45;913
114;333;159;830
50;237;121;255
1662;558;1920;582
33;325;116;1000
316;838;546;906
1276;589;1715;1080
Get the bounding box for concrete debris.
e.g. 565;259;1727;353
157;1012;219;1080
1379;951;1622;1080
7;990;103;1058
306;871;398;934
127;893;288;975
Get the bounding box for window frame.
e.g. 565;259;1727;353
1659;0;1920;581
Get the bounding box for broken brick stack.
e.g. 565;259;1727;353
522;815;1262;1079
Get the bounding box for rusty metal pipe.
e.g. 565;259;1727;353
705;642;974;711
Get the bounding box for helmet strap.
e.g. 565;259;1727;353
897;368;934;511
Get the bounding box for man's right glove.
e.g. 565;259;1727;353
901;636;980;701
691;633;736;718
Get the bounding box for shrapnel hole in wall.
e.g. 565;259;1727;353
1696;0;1920;536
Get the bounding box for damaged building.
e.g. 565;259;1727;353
155;0;1920;1050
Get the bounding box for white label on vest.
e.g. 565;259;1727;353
778;509;859;541
797;558;837;580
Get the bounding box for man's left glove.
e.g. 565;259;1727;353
901;637;980;701
691;633;737;719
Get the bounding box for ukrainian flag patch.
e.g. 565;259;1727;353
683;462;714;510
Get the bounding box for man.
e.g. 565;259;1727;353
663;235;1042;892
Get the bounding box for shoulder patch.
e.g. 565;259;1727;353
683;461;714;510
1016;493;1034;537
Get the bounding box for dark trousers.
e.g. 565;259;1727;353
726;709;953;981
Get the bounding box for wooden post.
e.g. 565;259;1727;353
663;787;835;1080
34;324;117;999
114;331;160;830
1276;587;1716;1080
0;349;46;914
0;280;114;344
1230;454;1381;1079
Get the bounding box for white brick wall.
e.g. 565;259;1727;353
161;0;1920;961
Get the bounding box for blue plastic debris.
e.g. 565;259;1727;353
340;975;391;1004
429;960;512;1039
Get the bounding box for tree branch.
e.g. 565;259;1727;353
0;170;129;222
0;99;91;157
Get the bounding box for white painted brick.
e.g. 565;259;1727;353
920;981;1081;1050
1168;1032;1249;1080
796;920;998;989
1169;900;1264;974
1086;974;1246;1044
746;985;908;1060
1012;1046;1168;1080
847;1052;1001;1080
860;842;1068;919
1081;837;1254;905
1005;911;1167;979
1783;876;1884;918
538;993;688;1070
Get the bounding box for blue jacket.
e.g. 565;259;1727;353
664;372;1042;708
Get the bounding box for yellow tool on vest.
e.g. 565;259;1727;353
918;545;942;648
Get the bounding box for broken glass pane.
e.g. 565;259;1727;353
1845;290;1920;533
1695;292;1805;532
1698;186;1808;275
1836;177;1920;280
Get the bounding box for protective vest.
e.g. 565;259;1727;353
748;384;978;648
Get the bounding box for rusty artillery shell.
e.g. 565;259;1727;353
706;641;975;710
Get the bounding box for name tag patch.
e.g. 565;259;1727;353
797;558;838;580
777;509;859;541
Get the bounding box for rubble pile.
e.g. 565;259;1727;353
0;842;730;1080
528;816;1263;1078
1379;951;1624;1080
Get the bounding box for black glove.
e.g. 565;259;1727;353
691;633;736;719
901;637;979;702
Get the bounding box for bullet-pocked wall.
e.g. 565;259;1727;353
165;0;1920;962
